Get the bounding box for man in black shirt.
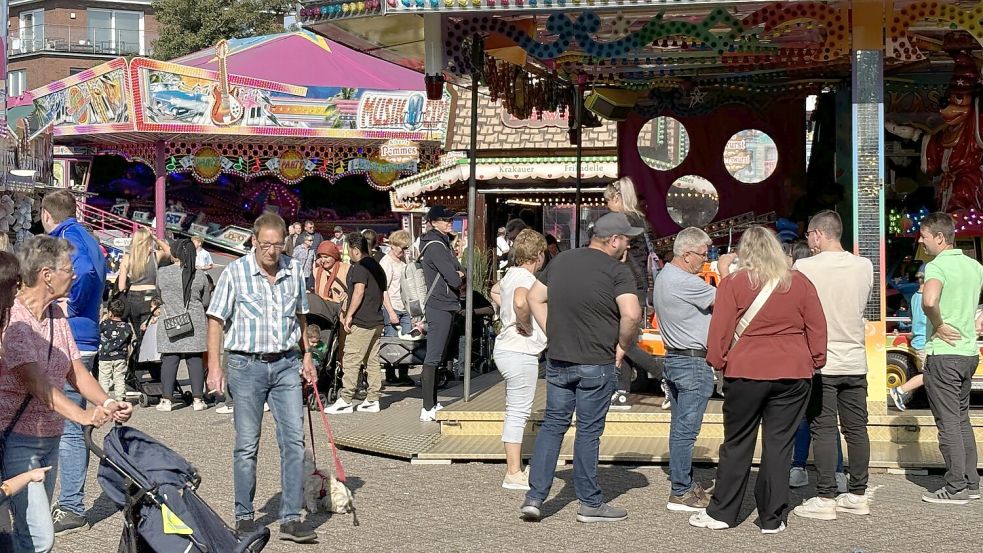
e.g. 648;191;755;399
324;233;387;414
519;212;642;523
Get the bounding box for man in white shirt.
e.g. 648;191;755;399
192;235;214;271
792;210;874;521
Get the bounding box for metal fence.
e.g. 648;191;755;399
8;25;156;57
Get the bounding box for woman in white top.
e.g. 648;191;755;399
379;230;413;338
490;229;547;491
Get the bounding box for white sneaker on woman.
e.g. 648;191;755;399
420;407;436;422
215;404;233;414
155;399;173;412
192;398;206;411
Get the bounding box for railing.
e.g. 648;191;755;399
8;25;156;57
77;202;149;246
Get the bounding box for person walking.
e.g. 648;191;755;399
156;239;211;412
205;213;318;544
39;190;108;535
324;233;387;414
284;222;302;257
491;229;547;491
191;235;214;271
689;226;827;533
293;234;315;291
379;230;413;338
793;210;874;520
916;212;983;504
1;238;131;552
118;227;171;336
97;299;132;402
302;220;323;253
519;212;642;523
419;206;464;422
653;227;732;512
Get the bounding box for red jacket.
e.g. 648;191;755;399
707;270;827;380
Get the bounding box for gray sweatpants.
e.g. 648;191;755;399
924;354;981;492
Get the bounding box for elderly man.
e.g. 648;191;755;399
653;227;732;512
519;212;642;523
206;213;318;544
793;210;873;520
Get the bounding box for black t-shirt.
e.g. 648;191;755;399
98;319;132;361
538;247;636;365
346;257;386;328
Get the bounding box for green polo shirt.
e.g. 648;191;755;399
924;249;983;356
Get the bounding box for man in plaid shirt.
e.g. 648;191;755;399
206;212;318;544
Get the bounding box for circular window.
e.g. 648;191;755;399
723;129;778;184
666;175;719;228
637;116;690;171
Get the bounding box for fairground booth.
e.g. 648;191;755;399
297;0;983;467
10;30;452;253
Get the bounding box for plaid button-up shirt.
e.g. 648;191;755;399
206;252;310;354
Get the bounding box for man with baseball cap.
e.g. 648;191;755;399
520;212;642;523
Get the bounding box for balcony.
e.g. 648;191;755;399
8;25;155;57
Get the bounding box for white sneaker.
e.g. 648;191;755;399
155;399;173;412
325;398;354;414
761;522;786;534
435;403;445;411
420;407;436;422
835;492;870;515
835;472;848;494
192;398;206;411
215;404;233;414
789;467;809;488
688;510;729;530
792;497;837;520
356;400;380;413
502;467;530;491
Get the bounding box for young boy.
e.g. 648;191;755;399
306;324;329;371
99;299;132;401
890;265;927;410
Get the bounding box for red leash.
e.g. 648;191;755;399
309;383;347;483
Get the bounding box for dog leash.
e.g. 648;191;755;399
308;382;359;526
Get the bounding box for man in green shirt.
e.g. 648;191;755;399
918;212;983;505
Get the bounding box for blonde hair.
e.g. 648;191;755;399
389;230;411;249
511;229;546;265
737;226;791;292
604;176;643;217
128;227;154;281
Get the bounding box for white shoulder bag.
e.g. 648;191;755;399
731;279;778;347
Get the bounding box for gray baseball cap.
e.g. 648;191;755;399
593;212;643;237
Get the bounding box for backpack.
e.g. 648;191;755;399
400;240;446;318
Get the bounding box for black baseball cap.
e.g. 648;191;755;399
427;205;455;221
593;212;643;238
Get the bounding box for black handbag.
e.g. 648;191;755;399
162;290;193;340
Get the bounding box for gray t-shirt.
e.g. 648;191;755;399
652;262;716;349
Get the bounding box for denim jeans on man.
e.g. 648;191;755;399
663;353;714;496
2;433;61;553
57;351;97;517
226;352;305;523
526;360;615;508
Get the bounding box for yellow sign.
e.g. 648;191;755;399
193;147;222;182
379;139;419;164
367;156;400;188
278;150;306;182
161;504;193;535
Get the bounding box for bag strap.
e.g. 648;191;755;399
419;240;449;307
1;306;53;448
732;279;777;346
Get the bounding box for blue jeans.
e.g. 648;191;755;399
382;310;413;337
57;351;96;517
792;416;844;471
226;351;305;523
526;360;615;508
664;354;715;496
2;433;61;553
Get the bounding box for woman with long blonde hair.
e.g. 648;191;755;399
689;226;827;533
117;227;171;336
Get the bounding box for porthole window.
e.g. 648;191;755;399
637;116;690;171
723;129;778;184
666;175;719;228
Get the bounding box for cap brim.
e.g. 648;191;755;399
624;226;644;236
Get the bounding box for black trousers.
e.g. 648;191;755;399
422;306;454;411
924;354;981;492
707;378;810;530
807;373;870;497
161;353;206;399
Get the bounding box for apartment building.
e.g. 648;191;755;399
7;0;159;96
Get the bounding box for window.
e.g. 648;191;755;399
17;9;44;54
87;9;144;55
637;116;691;171
69;67;87;76
8;70;27;97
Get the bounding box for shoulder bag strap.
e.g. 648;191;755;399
420;240;449;306
0;306;52;453
732;279;777;346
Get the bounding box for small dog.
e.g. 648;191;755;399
303;449;355;516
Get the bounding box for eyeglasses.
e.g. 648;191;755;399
685;250;708;260
805;229;819;236
257;242;286;251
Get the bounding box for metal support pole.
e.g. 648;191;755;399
573;85;583;247
462;41;481;402
154;141;166;239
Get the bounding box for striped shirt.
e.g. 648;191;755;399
207;252;310;353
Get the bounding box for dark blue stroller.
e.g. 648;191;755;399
86;426;270;553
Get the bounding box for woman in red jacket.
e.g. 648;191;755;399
689;226;827;534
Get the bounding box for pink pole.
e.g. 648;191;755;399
154;141;166;239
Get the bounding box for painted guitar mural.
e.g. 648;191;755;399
210;40;244;126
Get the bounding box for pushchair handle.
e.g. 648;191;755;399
84;424;108;461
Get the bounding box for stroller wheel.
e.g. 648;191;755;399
138;393;150;408
307;392;327;411
182;391;193;405
436;369;451;390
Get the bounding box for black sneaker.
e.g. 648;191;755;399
52;507;88;535
235;518;260;537
609;390;632;411
279;520;318;543
519;498;542;522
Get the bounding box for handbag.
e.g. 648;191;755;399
162;285;193;340
731;279;777;347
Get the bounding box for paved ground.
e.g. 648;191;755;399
49;368;981;553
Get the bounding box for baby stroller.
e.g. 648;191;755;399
86;425;270;553
305;293;345;410
446;291;498;383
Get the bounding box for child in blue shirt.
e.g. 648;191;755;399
890;265;926;410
